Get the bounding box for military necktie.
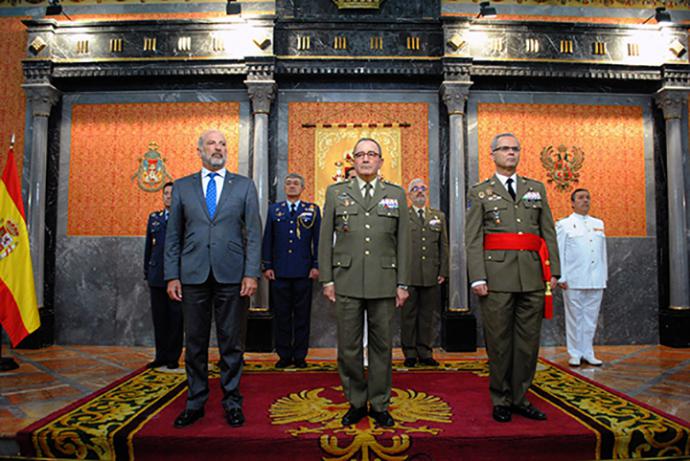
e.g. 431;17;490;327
290;203;296;217
363;183;373;207
506;177;516;201
418;208;424;224
206;172;218;219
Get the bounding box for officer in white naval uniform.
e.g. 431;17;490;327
556;188;607;367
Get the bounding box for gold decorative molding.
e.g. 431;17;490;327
592;41;607;55
447;33;465;51
332;0;382;9
76;39;89;54
406;36;421;51
627;43;639;57
177;36;191;52
370;36;383;50
211;36;225;52
143;37;157;52
109;38;123;53
29;36;47;55
297;35;311;50
525;38;540;53
333;36;348;50
560;39;573;54
669;39;686;58
253;37;271;50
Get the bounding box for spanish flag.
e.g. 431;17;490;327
0;142;40;346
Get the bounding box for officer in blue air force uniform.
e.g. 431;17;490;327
144;181;183;370
262;173;321;369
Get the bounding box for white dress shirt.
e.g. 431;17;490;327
556;213;608;289
494;172;518;196
356;176;378;198
200;167;226;207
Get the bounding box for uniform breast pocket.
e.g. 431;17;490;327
335;206;358;232
523;201;542;223
376;207;399;232
483;203;508;224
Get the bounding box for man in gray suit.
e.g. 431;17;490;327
165;129;261;429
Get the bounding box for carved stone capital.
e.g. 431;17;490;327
655;89;687;121
22;83;60;118
441;82;471;116
245;80;276;115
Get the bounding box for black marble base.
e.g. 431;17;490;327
441;312;477;352
659;310;690;348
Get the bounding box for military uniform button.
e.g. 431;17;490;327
365;224;371;229
422;246;426;251
516;218;521;223
488;256;492;260
365;250;370;255
494;206;498;210
518;231;524;235
290;221;294;224
422;237;426;241
365;212;370;216
387;212;391;216
422;227;426;231
422;256;426;260
365;237;371;242
289;230;294;234
336;262;341;266
392;263;396;268
514;205;519;209
288;249;292;254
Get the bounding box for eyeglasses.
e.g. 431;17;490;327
411;185;427;192
353;151;381;159
493;146;521;153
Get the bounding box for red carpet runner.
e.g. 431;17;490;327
18;359;690;460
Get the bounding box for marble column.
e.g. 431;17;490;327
656;89;690;311
246;79;276;310
21;83;60;308
441;82;471;312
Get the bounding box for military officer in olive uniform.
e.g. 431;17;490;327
262;173;321;369
466;133;560;423
144;181;183;369
402;178;449;368
319;137;410;428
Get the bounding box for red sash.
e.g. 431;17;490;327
483;233;553;319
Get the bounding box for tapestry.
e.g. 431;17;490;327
67;101;240;236
0;18;27;176
288;102;429;203
314;125;402;206
477;102;647;237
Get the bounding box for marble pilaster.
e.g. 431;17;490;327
655;89;690;311
441;81;471;312
246;78;276;310
21;83;60;308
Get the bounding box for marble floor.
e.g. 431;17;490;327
0;344;688;444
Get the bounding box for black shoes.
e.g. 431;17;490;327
174;408;204;428
147;360;164;369
275;358;292;368
492;405;512;423
403;358;417;368
294;359;308;369
166;362;179;370
512;403;547;420
341;406;368;426
225;408;245;427
370;409;395;427
419;357;440;367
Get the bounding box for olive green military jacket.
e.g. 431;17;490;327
409;207;449;287
319;179;411;299
465;174;560;293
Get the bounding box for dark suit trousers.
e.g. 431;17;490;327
271;277;313;362
401;285;439;360
182;273;248;411
149;286;183;364
336;295;394;412
479;290;544;407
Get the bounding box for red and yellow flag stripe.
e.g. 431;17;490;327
0;146;39;346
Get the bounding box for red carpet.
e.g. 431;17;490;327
18;359;690;461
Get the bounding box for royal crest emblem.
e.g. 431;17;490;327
540;144;585;192
131;142;172;192
331;151;355;183
270;385;451;460
0;218;20;260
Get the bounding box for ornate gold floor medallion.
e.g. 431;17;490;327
270;386;452;461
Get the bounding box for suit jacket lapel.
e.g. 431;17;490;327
346;179;365;209
212;170;234;220
367;180;386;212
192;172;213;221
491;174;513;203
515;175;528;203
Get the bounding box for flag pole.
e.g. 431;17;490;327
1;133;21;371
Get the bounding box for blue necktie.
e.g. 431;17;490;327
206;172;218;219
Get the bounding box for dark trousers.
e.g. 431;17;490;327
149;286;184;365
271;277;313;362
479;290;544;407
182;273;248;411
401;285;440;360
